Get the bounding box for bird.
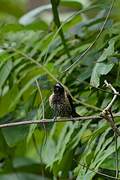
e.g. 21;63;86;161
49;83;80;120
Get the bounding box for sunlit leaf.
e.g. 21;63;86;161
90;63;114;87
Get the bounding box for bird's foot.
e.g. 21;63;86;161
52;116;58;122
70;116;76;123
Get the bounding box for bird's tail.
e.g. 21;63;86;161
72;109;81;117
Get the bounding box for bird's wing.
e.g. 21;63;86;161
65;91;80;117
65;91;74;110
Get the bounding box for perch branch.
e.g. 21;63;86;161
103;80;119;112
0;113;120;129
101;80;120;136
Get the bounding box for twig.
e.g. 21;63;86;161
5;48;101;112
35;80;46;177
35;80;45;119
101;80;120;178
101;80;120;136
35;79;48;179
73;158;120;180
63;0;115;72
0;113;120;129
77;79;120;96
103;80;119;112
115;131;119;179
109;109;119;178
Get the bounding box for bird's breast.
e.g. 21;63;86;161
49;93;72;117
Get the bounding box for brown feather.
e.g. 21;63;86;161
49;83;80;118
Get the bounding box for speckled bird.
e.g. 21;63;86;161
49;83;79;119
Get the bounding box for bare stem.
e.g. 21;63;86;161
103;80;119;111
101;80;120;136
0;113;120;129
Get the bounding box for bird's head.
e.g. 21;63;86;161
54;83;64;95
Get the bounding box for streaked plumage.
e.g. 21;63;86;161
49;83;79;118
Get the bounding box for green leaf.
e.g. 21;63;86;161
90;37;118;87
0;60;13;89
0;0;25;18
61;0;82;9
90;63;114;87
0;85;19;117
9;68;44;109
97;38;115;62
2;125;29;147
0;173;48;180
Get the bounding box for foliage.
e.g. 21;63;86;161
0;0;120;179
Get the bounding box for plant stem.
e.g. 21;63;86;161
50;0;71;59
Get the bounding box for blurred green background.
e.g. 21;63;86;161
0;0;120;179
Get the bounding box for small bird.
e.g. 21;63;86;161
49;83;80;120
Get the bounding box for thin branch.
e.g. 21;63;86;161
101;80;120;136
35;80;45;119
35;79;48;173
2;47;102;112
109;109;119;178
103;80;119;111
44;5;98;64
77;80;120;96
115;133;119;179
35;80;45;167
0;113;120;129
63;0;116;72
73;159;120;180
